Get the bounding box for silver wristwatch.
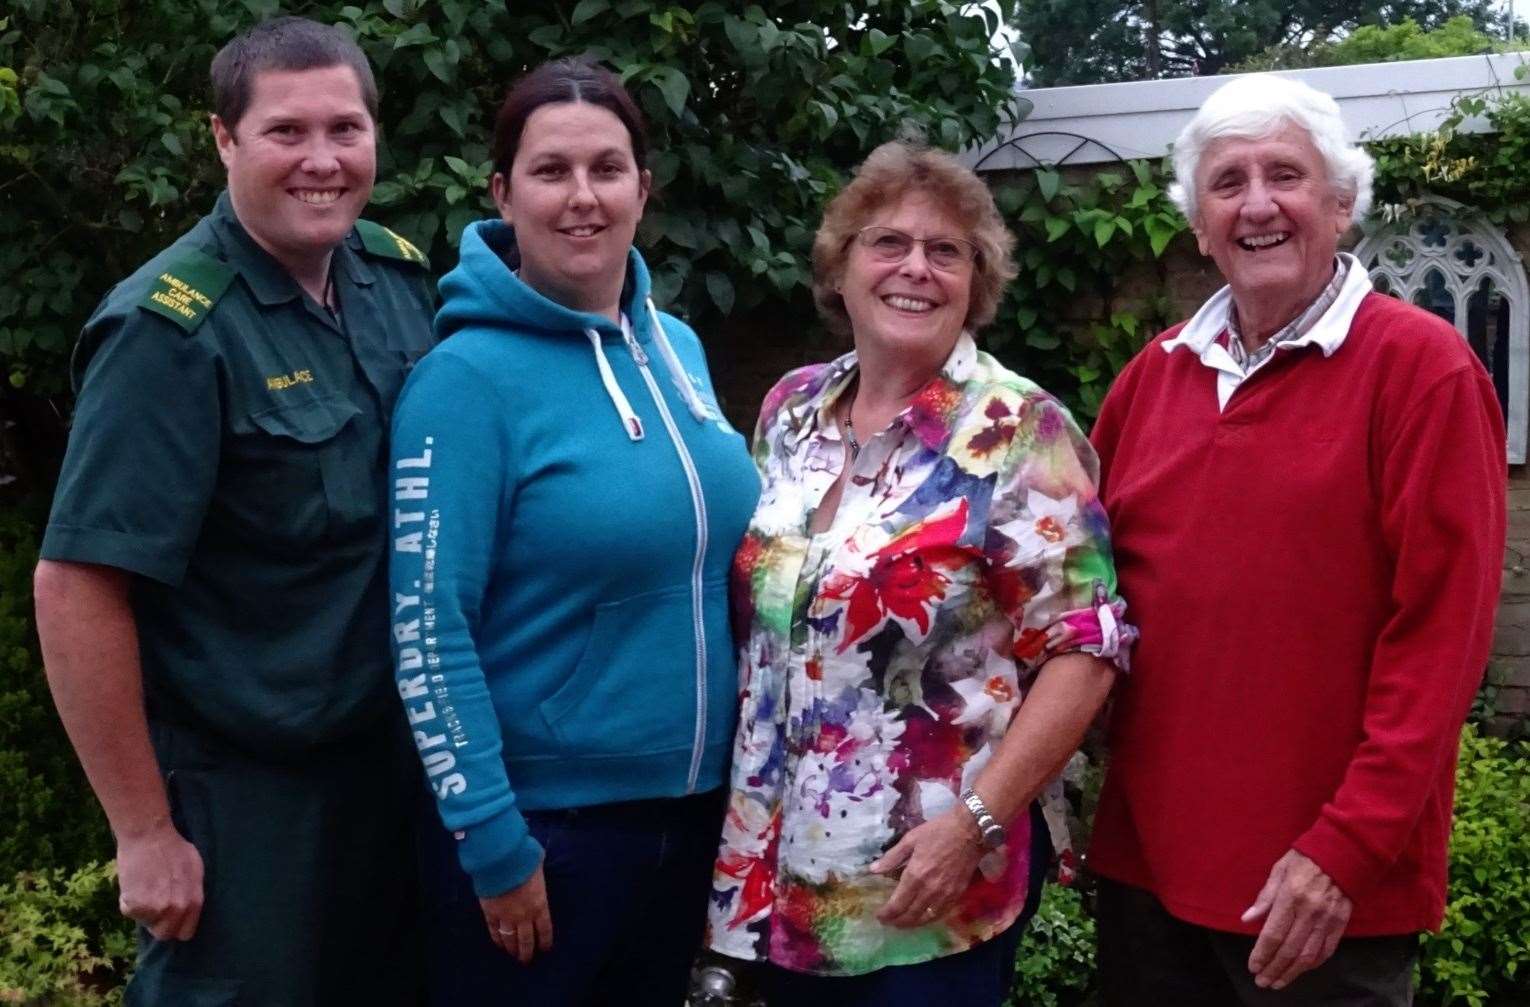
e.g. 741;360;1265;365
960;788;1007;850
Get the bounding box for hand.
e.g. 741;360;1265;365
869;809;983;928
1241;849;1353;990
480;866;554;964
115;817;204;941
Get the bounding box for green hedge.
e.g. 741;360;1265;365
1418;726;1530;1005
0;506;130;1005
0;506;111;875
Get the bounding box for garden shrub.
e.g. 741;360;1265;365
1009;883;1097;1007
0;506;111;876
1417;725;1530;1005
0;861;132;1006
0;507;128;1003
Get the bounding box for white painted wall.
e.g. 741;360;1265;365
968;52;1530;171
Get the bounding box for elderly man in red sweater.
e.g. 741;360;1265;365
1088;74;1506;1004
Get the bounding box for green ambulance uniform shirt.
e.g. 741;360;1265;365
42;191;436;758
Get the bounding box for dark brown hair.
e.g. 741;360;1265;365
491;57;648;176
211;16;378;131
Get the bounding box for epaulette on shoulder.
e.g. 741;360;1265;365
354;219;430;269
136;248;235;335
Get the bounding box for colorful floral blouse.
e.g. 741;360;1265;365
706;334;1133;977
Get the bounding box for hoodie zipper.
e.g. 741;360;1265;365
622;318;711;792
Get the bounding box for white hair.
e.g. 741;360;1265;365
1168;74;1375;226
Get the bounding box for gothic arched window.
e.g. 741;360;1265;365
1355;199;1528;463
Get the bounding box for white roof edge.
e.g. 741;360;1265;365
967;52;1530;170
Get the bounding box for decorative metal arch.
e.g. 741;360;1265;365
1355;197;1528;463
971;130;1133;172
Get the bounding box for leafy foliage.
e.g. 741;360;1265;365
0;3;230;400
1416;726;1530;1005
354;0;1025;324
1008;883;1097;1007
0;0;1024;489
988;160;1187;419
1014;0;1502;85
0;506;111;876
0;861;132;1006
1232;15;1523;72
0;504;128;999
1371;89;1530;228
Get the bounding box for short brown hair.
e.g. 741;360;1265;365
211;17;378;132
491;57;648;176
812;141;1017;336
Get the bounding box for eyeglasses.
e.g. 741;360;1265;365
853;226;979;271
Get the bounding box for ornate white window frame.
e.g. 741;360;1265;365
1355;197;1528;464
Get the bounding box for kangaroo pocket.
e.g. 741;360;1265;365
538;584;699;758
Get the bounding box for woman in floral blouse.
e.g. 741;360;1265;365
705;141;1135;1005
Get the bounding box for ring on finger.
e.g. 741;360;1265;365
497;926;516;937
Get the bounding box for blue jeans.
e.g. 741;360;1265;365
758;801;1052;1007
418;788;724;1007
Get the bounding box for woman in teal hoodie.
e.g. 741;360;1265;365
388;58;759;1005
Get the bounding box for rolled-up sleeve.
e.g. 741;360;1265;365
985;393;1135;677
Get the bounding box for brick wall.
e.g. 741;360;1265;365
1493;468;1530;730
1495;226;1530;730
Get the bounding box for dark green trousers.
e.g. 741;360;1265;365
125;721;422;1006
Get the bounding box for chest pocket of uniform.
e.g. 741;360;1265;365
221;396;374;554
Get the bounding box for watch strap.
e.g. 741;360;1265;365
960;788;1007;850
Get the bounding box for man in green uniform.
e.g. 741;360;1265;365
32;17;434;1005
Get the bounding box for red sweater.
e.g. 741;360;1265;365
1087;292;1506;935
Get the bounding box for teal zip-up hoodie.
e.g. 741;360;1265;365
389;220;759;897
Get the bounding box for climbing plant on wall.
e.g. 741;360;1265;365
1370;89;1530;225
989;159;1188;419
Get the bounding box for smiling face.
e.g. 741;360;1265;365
838;191;972;369
212;64;375;276
491;101;650;320
1191;122;1353;332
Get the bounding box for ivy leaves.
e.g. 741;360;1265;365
991;159;1188;419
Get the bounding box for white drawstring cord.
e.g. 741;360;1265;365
584;302;708;442
585;327;644;441
646;298;710;423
